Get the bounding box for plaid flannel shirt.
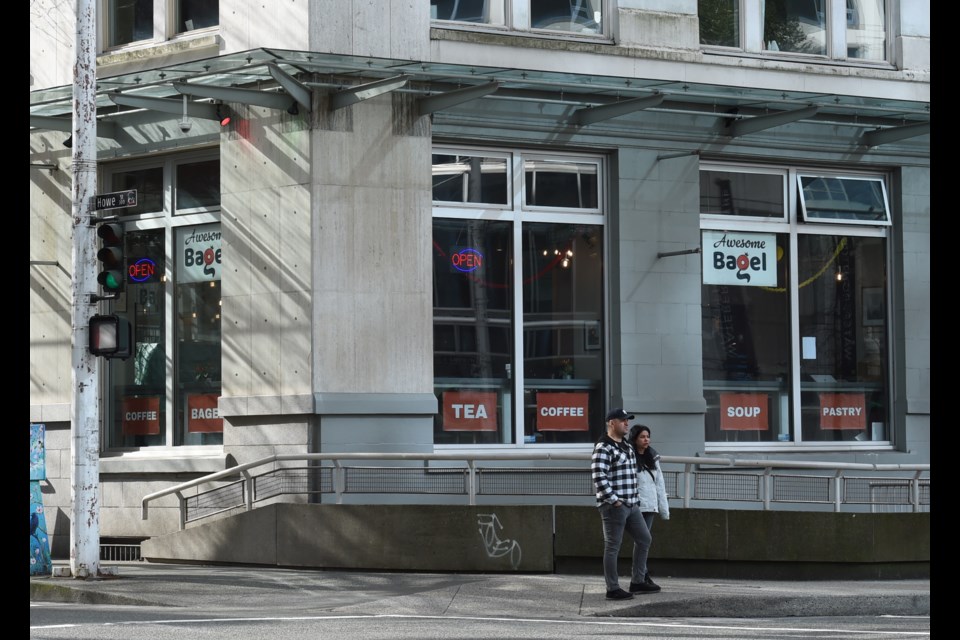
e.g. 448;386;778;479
591;434;639;508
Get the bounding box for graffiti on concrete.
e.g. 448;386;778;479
30;423;52;576
477;513;521;569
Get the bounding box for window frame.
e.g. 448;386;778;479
699;160;894;453
99;148;222;455
431;0;611;41
432;144;608;451
101;0;220;52
698;0;891;65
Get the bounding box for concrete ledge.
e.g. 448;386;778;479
141;505;929;579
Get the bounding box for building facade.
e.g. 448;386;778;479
29;0;929;556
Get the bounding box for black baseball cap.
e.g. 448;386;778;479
605;408;635;422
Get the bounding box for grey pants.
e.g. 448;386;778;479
599;503;652;591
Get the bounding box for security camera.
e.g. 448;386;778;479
178;119;192;133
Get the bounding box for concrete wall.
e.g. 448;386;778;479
141;504;930;579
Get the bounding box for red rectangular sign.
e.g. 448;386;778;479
535;392;589;431
121;396;161;435
442;390;498;431
719;392;769;431
187;393;223;433
819;393;866;430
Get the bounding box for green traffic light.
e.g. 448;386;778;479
98;270;123;291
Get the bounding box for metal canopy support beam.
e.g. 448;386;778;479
573;93;665;126
417;81;500;117
31;116;117;138
266;63;312;113
728;105;820;138
860;122;930;147
330;74;410;111
108;93;221;120
172;81;294;111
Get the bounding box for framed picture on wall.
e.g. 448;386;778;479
862;287;884;326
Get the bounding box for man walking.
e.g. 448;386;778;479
591;408;656;600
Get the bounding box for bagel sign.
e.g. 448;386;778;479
702;231;777;287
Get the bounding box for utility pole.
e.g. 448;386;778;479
70;0;100;579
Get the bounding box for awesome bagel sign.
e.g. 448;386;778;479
702;231;777;287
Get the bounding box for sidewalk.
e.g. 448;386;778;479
29;561;930;619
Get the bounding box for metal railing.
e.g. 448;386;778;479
140;453;930;530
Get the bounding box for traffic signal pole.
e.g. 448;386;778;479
69;0;101;578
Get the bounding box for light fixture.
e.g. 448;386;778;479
287;101;299;116
178;94;192;133
62;135;72;148
216;104;231;127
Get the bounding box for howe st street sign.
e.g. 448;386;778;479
92;190;137;210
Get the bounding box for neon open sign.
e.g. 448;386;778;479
451;248;484;273
128;257;157;283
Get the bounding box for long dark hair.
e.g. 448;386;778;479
627;424;657;471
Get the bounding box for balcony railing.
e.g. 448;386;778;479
140;453;930;530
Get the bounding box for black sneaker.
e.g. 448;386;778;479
644;573;660;590
629;580;661;593
606;588;634;600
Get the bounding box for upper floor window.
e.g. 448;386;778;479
431;0;606;37
104;0;219;49
698;0;887;63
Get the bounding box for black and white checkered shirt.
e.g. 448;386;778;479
591;434;639;507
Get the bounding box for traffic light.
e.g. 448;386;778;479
96;222;125;294
89;314;133;359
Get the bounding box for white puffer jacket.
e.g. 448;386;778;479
635;449;670;519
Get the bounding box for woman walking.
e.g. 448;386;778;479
627;424;670;592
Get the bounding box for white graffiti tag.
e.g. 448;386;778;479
477;513;522;570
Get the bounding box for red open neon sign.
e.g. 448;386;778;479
451;248;484;273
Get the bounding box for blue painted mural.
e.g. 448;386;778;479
30;424;52;576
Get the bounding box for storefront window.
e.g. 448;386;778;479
700;164;890;449
102;152;221;450
105;229;167;447
432;147;606;446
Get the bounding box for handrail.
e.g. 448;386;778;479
141;452;929;520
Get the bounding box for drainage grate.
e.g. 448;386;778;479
100;543;143;562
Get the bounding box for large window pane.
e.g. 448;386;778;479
846;0;885;61
699;0;741;47
176;159;221;212
109;0;152;47
524;158;598;209
701;169;785;218
431;0;501;24
701;235;792;443
522;222;604;444
175;225;223;445
433;219;514;445
530;0;602;34
763;0;826;55
177;0;219;34
106;229;166;448
798;175;890;224
433;153;509;205
797;235;888;442
110;166;164;216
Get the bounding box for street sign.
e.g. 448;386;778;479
93;190;137;210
